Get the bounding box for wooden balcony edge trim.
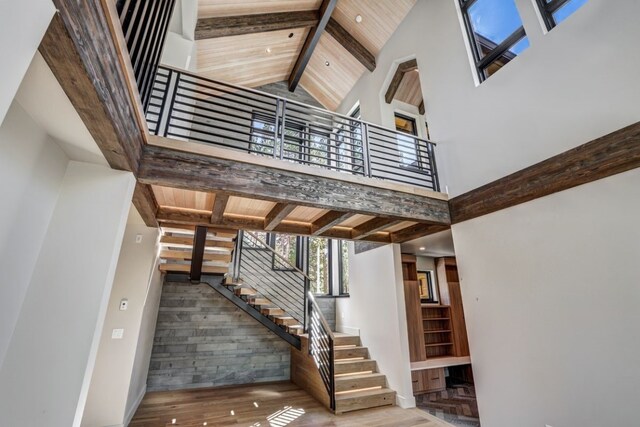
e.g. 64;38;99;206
147;135;449;201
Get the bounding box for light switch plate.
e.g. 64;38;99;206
120;299;128;311
135;234;143;243
112;328;124;339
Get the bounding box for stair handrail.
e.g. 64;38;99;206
243;231;313;281
307;291;336;410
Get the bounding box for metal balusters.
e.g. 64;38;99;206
307;292;336;410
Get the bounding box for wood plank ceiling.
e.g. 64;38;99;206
195;0;416;110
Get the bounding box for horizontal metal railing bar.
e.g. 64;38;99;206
367;126;433;145
175;82;277;112
166;124;263;149
166;129;266;153
282;133;363;155
368;133;430;150
370;175;434;187
281;143;362;161
369;165;436;182
172;98;272;126
175;89;276;118
244;248;306;291
242;252;307;294
170;109;277;140
368;142;433;159
178;76;279;110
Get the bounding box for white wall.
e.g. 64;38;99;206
162;0;198;71
453;168;640;427
81;210;161;427
340;1;640;426
0;161;135;427
0;101;69;368
0;0;54;124
336;244;415;408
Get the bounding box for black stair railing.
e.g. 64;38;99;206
146;65;440;191
232;231;308;326
308;291;336;411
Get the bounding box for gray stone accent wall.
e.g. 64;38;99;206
147;281;290;391
316;297;336;331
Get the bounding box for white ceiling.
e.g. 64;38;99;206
401;229;456;257
15;52;107;166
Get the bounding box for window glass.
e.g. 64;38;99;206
395;113;419;167
308;237;331;294
250;114;275;156
552;0;588;25
338;240;349;295
270;234;298;270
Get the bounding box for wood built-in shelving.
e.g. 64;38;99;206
422;305;454;358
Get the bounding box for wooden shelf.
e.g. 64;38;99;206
424;330;451;334
423;317;450;321
425;343;453;347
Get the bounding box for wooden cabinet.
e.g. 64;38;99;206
436;258;470;357
422;305;454;358
411;368;446;394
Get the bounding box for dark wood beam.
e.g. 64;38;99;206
189;225;208;282
210;193;230;223
132;183;159;227
384;58;418;104
157;208;391;243
288;0;338;92
195;11;319;40
138;144;451;224
39;8;145;173
449;121;640;224
352;218;403;240
325;18;376;72
264;203;297;231
311;211;354;235
390;223;450;243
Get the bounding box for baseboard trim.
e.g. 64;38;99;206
396;392;416;409
124;385;146;426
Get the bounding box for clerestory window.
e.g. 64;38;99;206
535;0;588;31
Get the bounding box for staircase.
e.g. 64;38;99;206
333;334;396;414
158;227;306;347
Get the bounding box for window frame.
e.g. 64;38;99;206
267;233;301;272
458;0;527;83
306;237;334;296
535;0;578;30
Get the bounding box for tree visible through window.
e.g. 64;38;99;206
459;0;529;82
308;237;331;294
338;240;349;295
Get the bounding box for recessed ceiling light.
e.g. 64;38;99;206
325;61;330;66
419;247;426;251
355;14;363;23
265;47;272;54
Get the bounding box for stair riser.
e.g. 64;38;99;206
335;391;395;414
334;336;361;347
335;376;386;392
335;347;368;360
334;360;377;375
273;318;297;327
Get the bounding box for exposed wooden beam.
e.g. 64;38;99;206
311;211;354;235
418;99;425;115
138;144;451;225
352;218;403;240
132;183;159;227
325;18;376;72
210;193;230;223
288;0;338;92
450;121;640;224
385;58;418;104
39;8;145;173
157;208;391;243
390;223;450;243
264;203;297;231
189;226;208;281
195;11;319;40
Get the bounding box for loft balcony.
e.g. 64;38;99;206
145;65;441;192
44;0;451;243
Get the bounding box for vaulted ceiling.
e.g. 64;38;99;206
195;0;416;110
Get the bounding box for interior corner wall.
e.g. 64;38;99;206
81;222;160;427
0;101;69;368
452;168;640;427
125;262;164;424
0;161;135;427
336;243;415;408
0;0;54;125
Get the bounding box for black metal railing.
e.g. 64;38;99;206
146;65;440;191
308;292;336;410
231;231;308;325
116;0;176;111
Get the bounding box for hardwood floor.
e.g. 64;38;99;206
130;381;454;426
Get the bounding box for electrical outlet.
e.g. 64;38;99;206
119;299;128;311
112;328;124;339
135;234;143;243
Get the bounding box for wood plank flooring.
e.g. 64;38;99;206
130;381;454;426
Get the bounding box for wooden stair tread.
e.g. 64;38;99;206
159;250;231;262
335;387;395;401
334;346;368;360
159;264;228;274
